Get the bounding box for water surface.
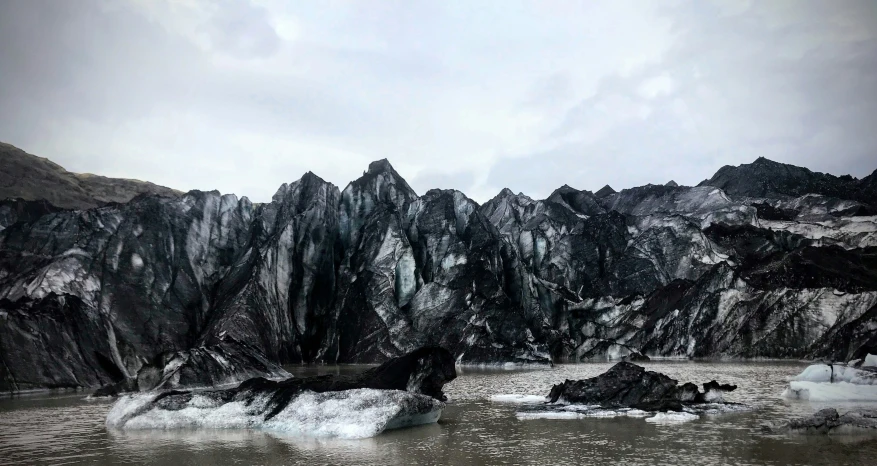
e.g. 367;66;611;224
2;361;876;465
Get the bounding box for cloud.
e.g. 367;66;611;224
637;74;675;99
199;0;282;58
486;0;877;198
0;0;875;204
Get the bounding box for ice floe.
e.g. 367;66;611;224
791;364;877;385
513;403;741;424
488;394;547;404
515;406;654;421
782;381;877;402
782;358;877;402
106;388;443;439
516;412;585;420
645;412;699;424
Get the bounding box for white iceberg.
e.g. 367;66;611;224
782;359;877;402
516;412;585;420
782;381;877;402
791;364;877;385
488;394;547;404
516;405;696;422
106;389;443;439
645;412;699;424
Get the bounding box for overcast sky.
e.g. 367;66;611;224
1;0;875;203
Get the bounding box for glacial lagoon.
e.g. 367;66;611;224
2;361;877;465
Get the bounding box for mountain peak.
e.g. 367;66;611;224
698;157;876;206
595;185;616;198
555;184;578;193
665;180;678;187
348;157;416;196
299;171;335;189
367;159;396;175
301;170;321;181
749;156;791;169
0;141;180;209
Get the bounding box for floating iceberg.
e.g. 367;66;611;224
546;362;738;410
782;358;877;402
104;346;456;439
782;382;877;402
514;362;744;425
515;412;585;420
106;388;443;439
489;394;547;404
645;412;699;424
791;364;877;385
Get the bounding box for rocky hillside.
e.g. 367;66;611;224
699;157;877;211
0;142;181;209
1;147;875;391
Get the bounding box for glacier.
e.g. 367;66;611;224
2;156;877;392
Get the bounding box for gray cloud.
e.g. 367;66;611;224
488;0;877;197
200;0;282;58
1;0;875;204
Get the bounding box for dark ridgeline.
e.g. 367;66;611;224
0;142;182;210
1;142;876;391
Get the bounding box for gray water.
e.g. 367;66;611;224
2;361;876;465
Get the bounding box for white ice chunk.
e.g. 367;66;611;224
583;410;622;418
516;412;585;420
792;364;832;382
645;412;699;424
792;364;877;385
558;404;602;412
782;381;877;402
489;394;547;404
694;403;753;415
703;390;727;403
864;354;877;368
106;389;442;439
514;404;733;422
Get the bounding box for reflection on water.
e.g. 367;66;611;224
2;361;876;465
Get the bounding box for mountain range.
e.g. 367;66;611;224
1;142;876;391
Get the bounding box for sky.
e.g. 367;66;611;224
1;0;876;203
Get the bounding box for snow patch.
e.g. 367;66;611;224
131;254;144;269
